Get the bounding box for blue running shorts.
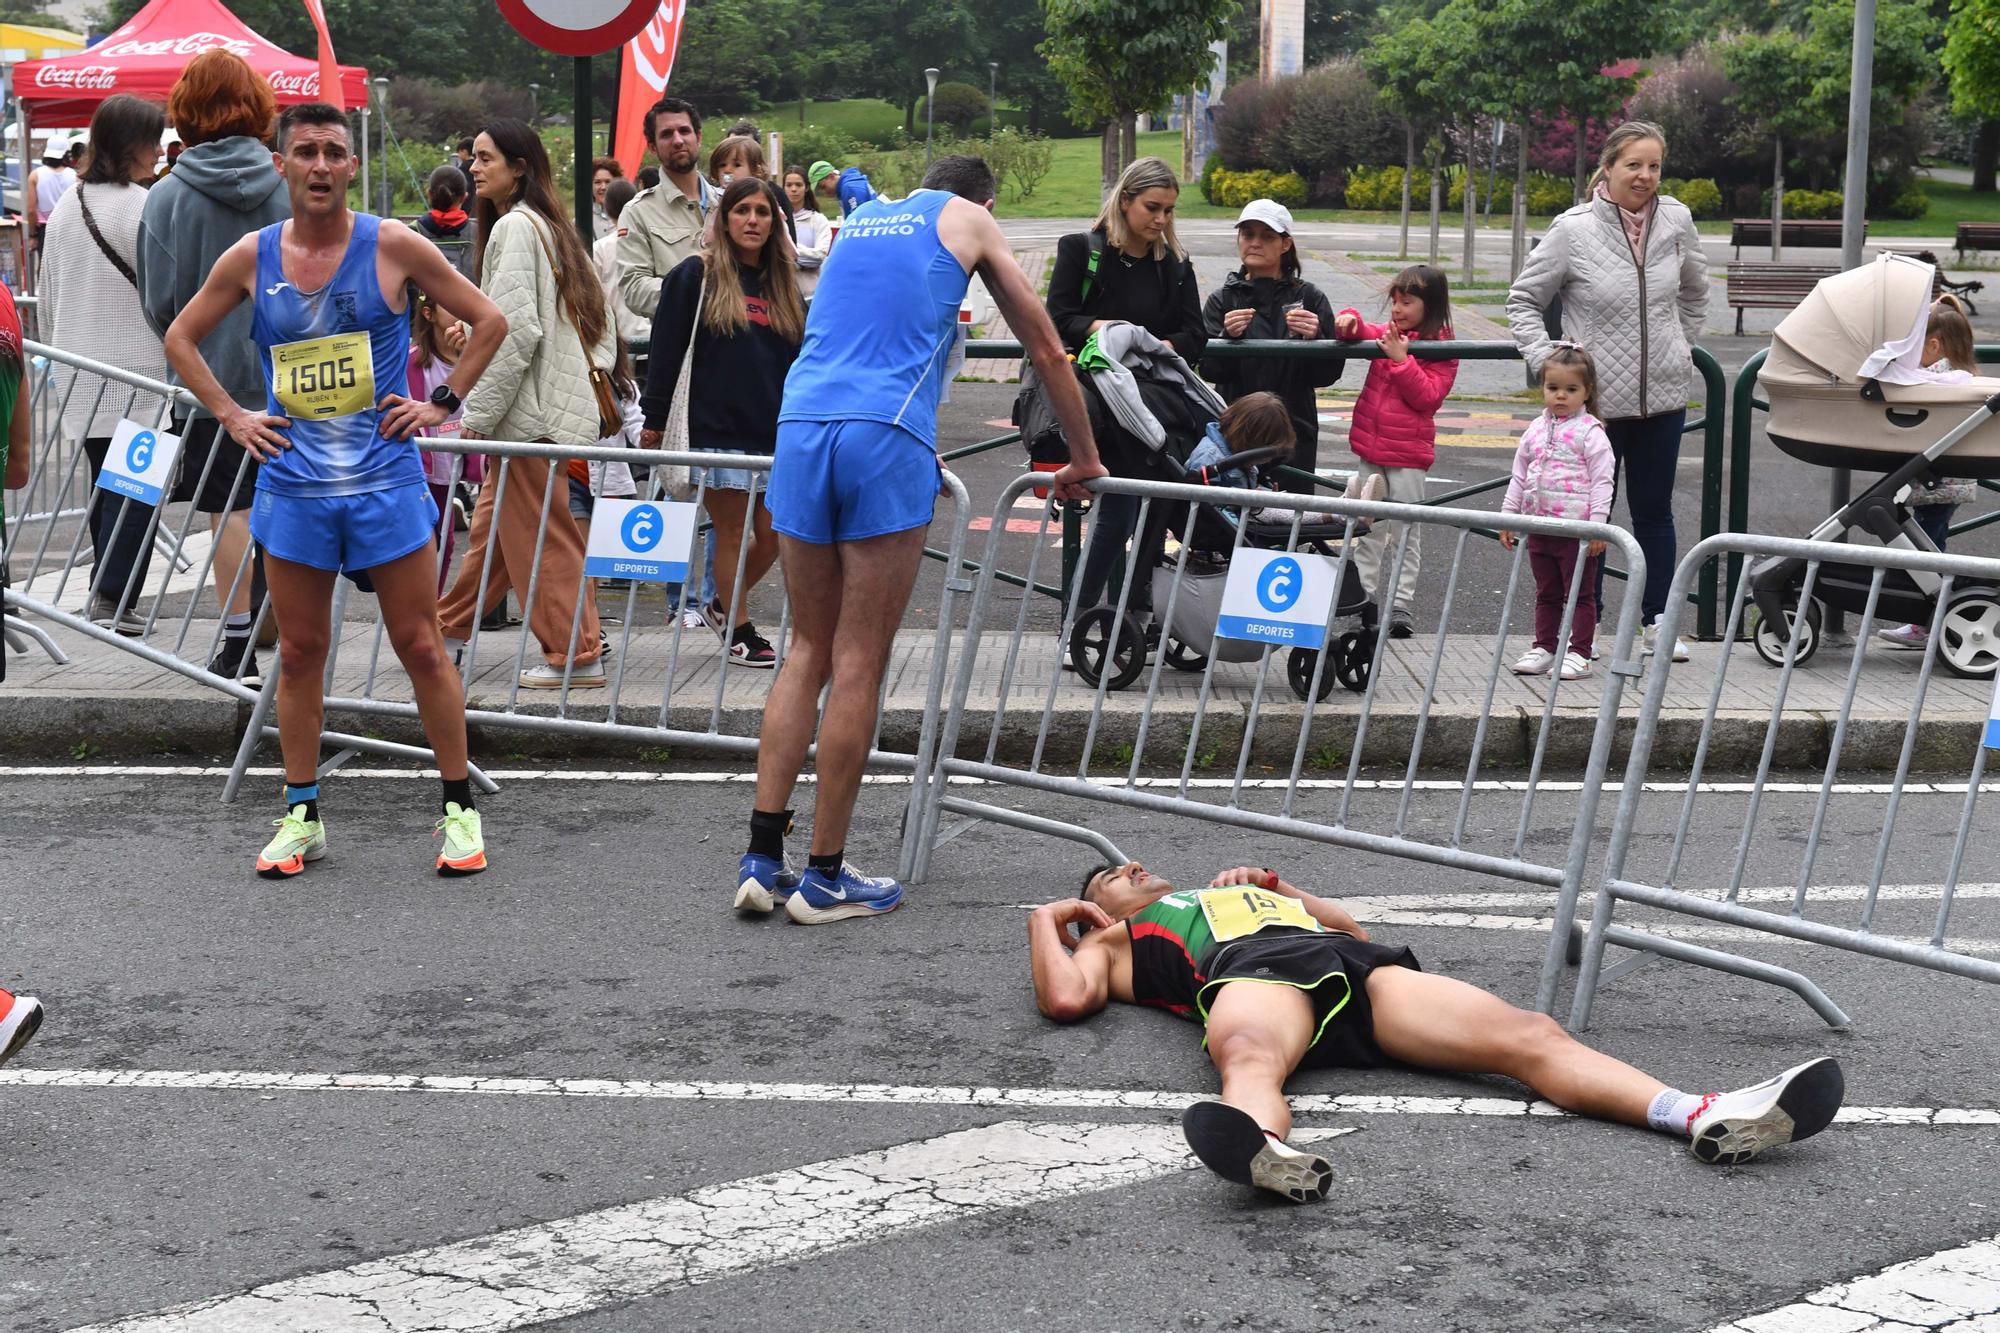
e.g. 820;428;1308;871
252;483;440;579
766;420;941;545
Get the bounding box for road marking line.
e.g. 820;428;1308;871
2;766;1992;797
4;1068;1993;1125
72;1121;1358;1333
1707;1230;2000;1332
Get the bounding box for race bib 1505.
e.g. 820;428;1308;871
1198;886;1324;942
270;332;374;420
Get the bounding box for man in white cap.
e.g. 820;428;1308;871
26;134;76;257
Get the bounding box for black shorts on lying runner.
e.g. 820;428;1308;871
1198;932;1421;1070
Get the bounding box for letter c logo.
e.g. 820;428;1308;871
621;503;663;553
126;431;155;474
1257;556;1303;613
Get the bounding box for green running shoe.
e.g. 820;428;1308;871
436;802;487;876
256;804;326;879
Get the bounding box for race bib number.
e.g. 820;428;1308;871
270;333;374;420
1198;886;1324;943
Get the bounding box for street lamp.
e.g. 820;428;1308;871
988;61;998;136
373;76;389;217
924;67;939;168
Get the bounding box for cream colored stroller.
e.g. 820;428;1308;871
1750;253;2000;677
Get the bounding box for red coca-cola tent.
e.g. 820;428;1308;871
14;0;369;127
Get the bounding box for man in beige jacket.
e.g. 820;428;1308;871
614;96;714;321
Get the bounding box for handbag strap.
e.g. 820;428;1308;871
76;187;138;290
663;271;706;449
524;210;604;373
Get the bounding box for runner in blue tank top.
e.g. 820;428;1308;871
746;155;1105;922
164;103;508;882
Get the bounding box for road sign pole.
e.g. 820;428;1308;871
575;54;593;249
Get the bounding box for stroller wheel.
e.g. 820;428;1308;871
1287;647;1338;702
1163;637;1208;672
1068;607;1147;690
1751;597;1823;669
1331;629;1374;693
1937;590;2000;679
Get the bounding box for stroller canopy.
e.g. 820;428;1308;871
1762;253;1942;390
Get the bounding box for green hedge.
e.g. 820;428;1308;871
1661;177;1724;219
1208;167;1308;209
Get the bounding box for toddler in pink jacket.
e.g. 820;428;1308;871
1499;344;1616;680
1332;264;1456;638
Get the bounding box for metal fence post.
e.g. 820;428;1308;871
1691;346;1728;640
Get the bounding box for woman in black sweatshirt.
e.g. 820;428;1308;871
640;177;803;667
1045;156;1205;623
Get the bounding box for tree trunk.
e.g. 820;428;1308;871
1572;119;1587;204
1120;114;1136;177
1511;125;1527;280
1484;118;1499;227
1427;153;1441;265
1399;121;1414;259
1101;120;1118;190
1028;93;1042;136
1462;122;1477;286
1771;132;1785;262
1974;118;2000;193
905;93;918;135
799;94;807;128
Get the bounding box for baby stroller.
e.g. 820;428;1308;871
1749;254;2000;677
1068;438;1381;701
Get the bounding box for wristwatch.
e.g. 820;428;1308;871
428;382;462;414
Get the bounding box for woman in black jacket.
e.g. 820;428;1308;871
640;178;804;668
1045;156;1205;622
1202;199;1341;493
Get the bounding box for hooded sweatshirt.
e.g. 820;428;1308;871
137;135;290;409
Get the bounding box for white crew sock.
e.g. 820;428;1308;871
1645;1087;1708;1137
223;610;253;641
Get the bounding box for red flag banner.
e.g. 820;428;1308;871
301;0;342;110
613;1;687;179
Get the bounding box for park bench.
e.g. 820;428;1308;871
1955;223;2000;263
1730;218;1855;259
1725;262;1837;334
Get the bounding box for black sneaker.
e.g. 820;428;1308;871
1181;1101;1333;1203
209;635;261;688
727;622;777;668
1388;607;1414;639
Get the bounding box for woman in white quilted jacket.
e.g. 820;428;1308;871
1506;121;1709;662
437;118;612;690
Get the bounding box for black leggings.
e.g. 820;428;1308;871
1596;410;1685;625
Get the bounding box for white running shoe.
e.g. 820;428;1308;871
0;988;43;1067
1643;623;1691;662
1687;1057;1844;1165
679;607;708;632
519;660;606;689
1558;651;1591;680
1512;647;1557;676
1181;1101;1333;1203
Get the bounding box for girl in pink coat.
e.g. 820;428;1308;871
1332;264;1456;637
1499;343;1617;681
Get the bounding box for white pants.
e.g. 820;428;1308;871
1349;461;1426;610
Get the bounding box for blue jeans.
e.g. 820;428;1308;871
1075;494;1168;615
1596;410;1686;625
1915;503;1956;552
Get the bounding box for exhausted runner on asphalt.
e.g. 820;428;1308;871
738;154;1106;923
1035;862;1845;1202
164;102;507;880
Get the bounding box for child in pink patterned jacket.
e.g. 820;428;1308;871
1499;343;1616;681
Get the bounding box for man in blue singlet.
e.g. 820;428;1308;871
163;103;508;881
743;155;1106;924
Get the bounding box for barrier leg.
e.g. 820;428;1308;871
221;664;281;804
2;611;68;665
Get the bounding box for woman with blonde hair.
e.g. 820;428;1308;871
436;117;612;689
1507;120;1709;663
639;176;804;669
1044;155;1205;630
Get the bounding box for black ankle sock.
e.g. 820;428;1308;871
442;777;474;813
807;849;843;879
748;808;791;860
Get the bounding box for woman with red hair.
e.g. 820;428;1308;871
136;49;289;687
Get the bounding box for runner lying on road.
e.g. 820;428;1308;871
1032;862;1845;1202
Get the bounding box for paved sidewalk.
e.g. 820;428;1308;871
3;608;1990;770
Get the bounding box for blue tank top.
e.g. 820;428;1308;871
779;189;969;449
251;213;421;497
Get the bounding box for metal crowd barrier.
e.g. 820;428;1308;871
961;338;1731;636
909;471;1648;1013
1561;532;2000;1029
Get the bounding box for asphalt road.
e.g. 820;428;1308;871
4;766;1998;1332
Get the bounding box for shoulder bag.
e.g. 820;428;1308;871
76;187;138;290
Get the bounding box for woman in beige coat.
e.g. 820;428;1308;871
438;118;613;689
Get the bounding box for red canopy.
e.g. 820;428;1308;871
15;0;369;128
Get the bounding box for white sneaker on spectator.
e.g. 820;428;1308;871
1876;622;1928;650
1558;651;1591;680
1642;623;1690;662
1511;647;1556;676
519;660;605;689
679;607;707;632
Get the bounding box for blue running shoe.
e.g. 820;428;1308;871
785;862;904;924
735;852;801;914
